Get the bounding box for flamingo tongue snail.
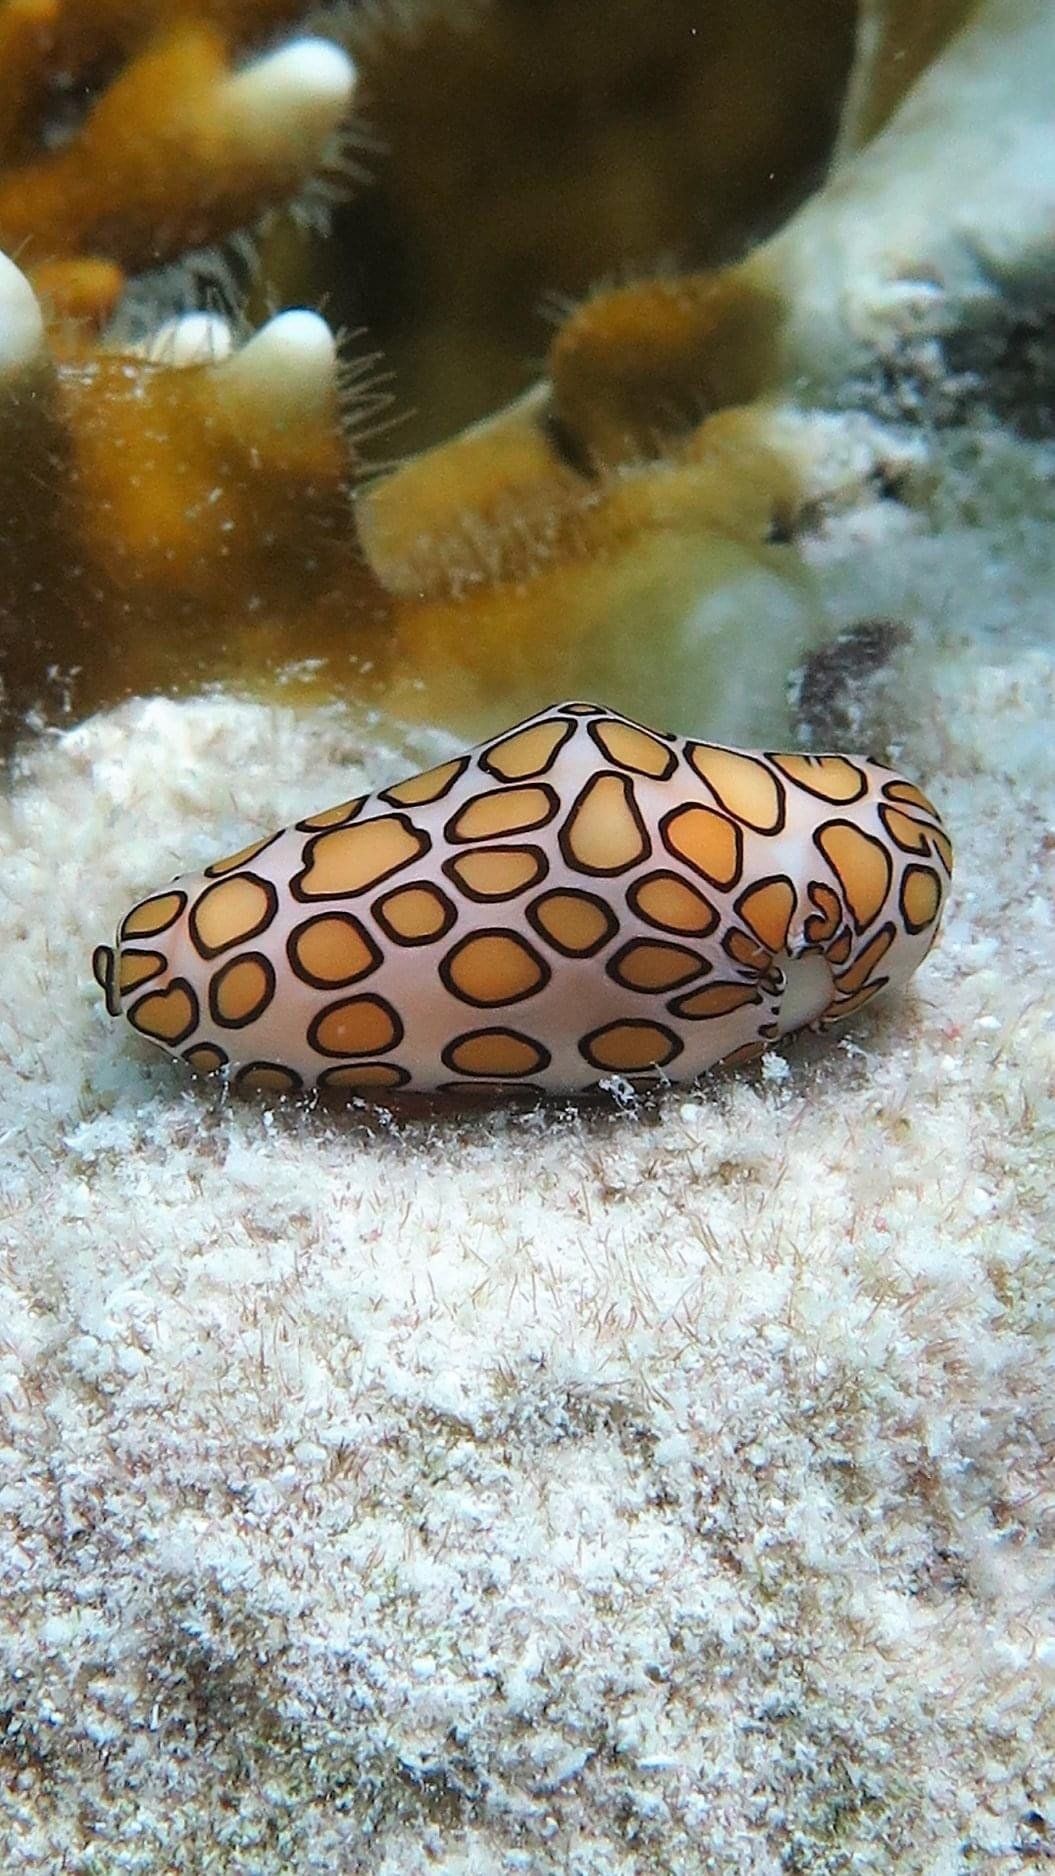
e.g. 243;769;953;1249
92;701;952;1097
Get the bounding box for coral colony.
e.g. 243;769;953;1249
0;1;859;744
0;8;370;723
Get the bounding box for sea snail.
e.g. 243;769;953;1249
93;701;953;1097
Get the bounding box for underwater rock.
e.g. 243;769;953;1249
791;618;912;749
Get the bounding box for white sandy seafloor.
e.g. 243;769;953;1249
1;431;1053;1874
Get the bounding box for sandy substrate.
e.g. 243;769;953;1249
0;440;1052;1872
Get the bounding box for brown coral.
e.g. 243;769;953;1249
0;1;350;306
0;0;980;743
0;0;372;726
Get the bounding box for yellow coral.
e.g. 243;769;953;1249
0;0;372;721
0;2;350;310
0;0;981;742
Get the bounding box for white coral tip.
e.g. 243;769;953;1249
138;314;234;367
239;309;335;378
225;36;356;142
266;37;356;108
217;311;338;429
0;251;45;374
